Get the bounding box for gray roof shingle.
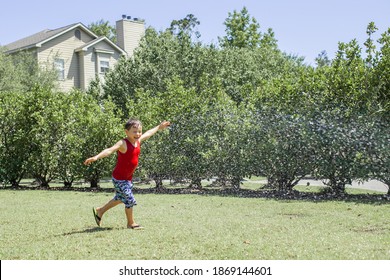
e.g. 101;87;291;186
4;23;86;53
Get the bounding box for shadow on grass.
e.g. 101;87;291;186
2;185;389;205
132;186;390;205
61;227;115;236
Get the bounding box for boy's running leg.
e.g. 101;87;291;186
95;199;122;222
125;207;143;229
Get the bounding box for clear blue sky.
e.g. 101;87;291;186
1;0;389;65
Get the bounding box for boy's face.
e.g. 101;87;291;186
125;125;142;142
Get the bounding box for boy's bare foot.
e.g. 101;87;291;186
128;224;144;230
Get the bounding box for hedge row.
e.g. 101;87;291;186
1;86;388;195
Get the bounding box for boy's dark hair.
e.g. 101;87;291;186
125;118;142;130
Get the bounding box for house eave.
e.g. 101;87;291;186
5;44;39;54
37;23;98;47
74;36;126;55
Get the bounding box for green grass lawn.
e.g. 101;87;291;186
0;188;389;260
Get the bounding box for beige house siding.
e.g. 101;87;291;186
37;28;96;92
78;40;122;90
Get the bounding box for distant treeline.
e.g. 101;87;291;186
1;11;389;195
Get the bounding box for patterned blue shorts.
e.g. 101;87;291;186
112;178;137;208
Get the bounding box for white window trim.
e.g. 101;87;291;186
94;48;114;55
99;60;110;74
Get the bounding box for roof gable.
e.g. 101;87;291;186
4;23;98;53
75;36;126;55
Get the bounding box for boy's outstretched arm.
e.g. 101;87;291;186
84;140;124;165
140;121;170;143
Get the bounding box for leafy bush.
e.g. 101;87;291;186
247;108;315;192
0;88;122;188
0;92;30;186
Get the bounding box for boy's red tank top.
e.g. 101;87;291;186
112;138;140;181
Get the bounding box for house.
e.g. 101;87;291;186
3;16;145;92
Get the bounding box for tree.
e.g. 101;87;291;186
54;90;97;188
210;102;251;189
371;27;390;118
315;50;331;67
247;108;314;192
24;87;72;187
309;111;368;194
103;27;218;116
363;118;390;194
81;100;123;188
168;14;201;41
0;92;31;186
0;47;21;92
88;19;116;42
219;6;262;49
0;49;58;93
364;22;379;68
128;78;224;189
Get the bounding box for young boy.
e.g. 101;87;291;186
84;118;170;229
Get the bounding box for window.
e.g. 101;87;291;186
100;60;110;74
54;58;65;80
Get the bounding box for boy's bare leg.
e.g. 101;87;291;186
125;207;142;229
96;199;122;219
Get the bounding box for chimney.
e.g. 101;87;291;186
116;16;145;57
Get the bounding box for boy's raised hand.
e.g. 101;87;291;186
84;156;97;165
159;121;171;130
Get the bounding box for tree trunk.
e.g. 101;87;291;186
231;177;241;189
189;178;202;189
90;178;100;189
154;178;164;190
34;175;50;189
